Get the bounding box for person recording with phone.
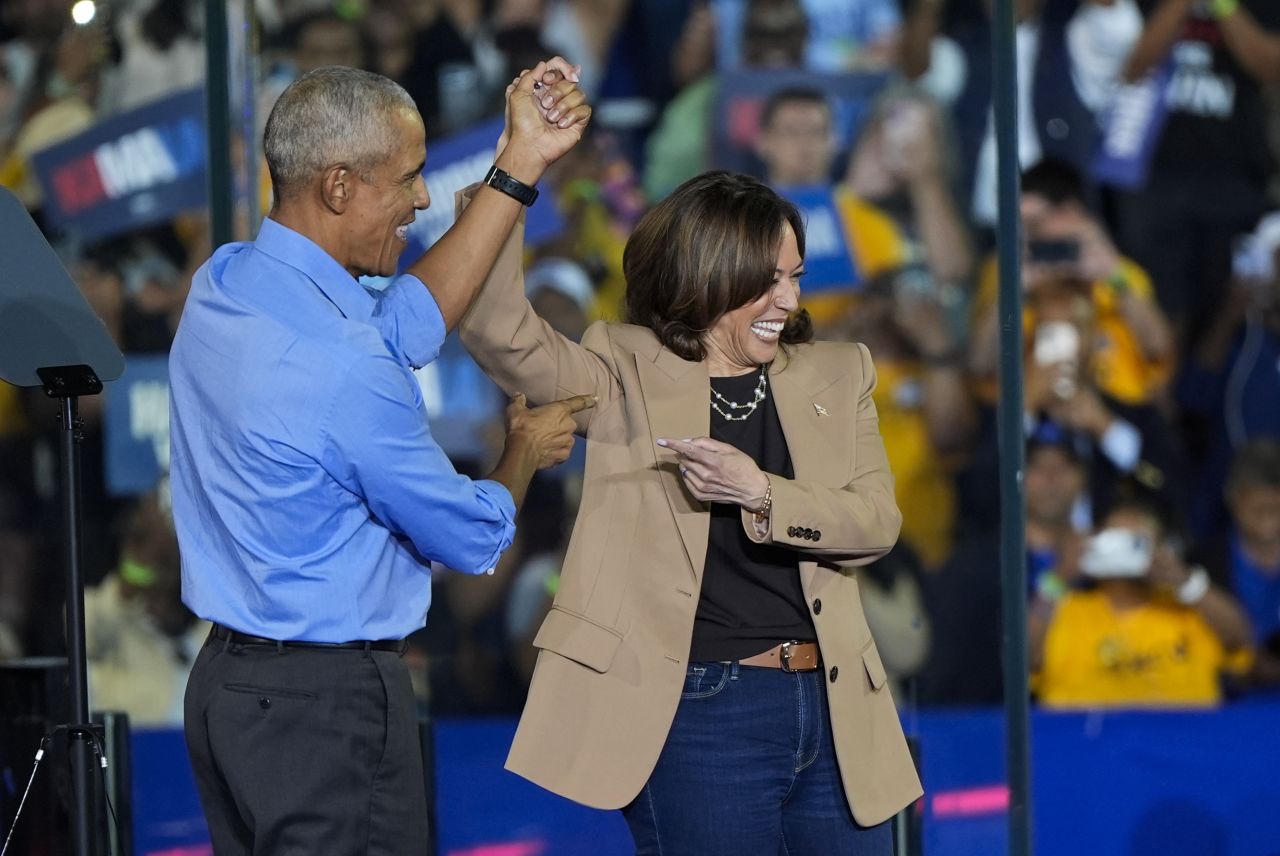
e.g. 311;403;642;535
970;158;1175;411
1030;494;1253;708
966;158;1181;521
1178;211;1280;542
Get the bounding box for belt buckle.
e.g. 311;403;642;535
779;641;799;673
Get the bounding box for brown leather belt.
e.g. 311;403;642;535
738;641;821;672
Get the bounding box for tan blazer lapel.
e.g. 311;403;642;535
771;352;851;590
635;347;711;583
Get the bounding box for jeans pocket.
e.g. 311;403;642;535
680;662;730;699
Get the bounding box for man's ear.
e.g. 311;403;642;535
321;164;352;214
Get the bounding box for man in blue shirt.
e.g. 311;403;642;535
172;61;593;854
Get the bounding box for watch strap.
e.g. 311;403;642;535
484;165;539;207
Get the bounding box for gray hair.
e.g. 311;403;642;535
264;66;419;199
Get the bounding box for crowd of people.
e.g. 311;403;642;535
1;0;1279;728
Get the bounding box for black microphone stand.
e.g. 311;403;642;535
0;186;125;855
40;365;106;856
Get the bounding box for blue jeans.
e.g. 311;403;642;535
622;661;891;856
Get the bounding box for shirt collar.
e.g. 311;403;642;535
253;217;375;324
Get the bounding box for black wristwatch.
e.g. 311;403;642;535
483;165;539;207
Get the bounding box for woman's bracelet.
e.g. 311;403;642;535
750;482;772;521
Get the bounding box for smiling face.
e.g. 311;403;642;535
342;107;429;278
703;222;803;376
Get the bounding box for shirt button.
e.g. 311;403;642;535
812;598;822;615
828;666;839;683
259;697;271;710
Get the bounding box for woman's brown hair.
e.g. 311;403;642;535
623;171;814;362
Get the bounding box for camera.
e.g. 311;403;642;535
1080;528;1153;579
1032;321;1080;367
1028;238;1081;266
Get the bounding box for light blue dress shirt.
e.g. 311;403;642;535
169;218;516;642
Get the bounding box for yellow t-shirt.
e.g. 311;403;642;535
871;360;955;569
972;256;1171;405
1036;589;1241;709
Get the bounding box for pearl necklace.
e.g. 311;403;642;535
710;366;768;422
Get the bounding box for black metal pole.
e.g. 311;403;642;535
60;395;96;856
992;0;1032;854
206;0;234;248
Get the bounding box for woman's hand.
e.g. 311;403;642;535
657;437;771;509
494;57;588;166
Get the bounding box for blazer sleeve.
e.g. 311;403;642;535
742;343;902;567
455;187;621;433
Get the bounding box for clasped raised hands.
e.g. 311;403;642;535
495;56;592;181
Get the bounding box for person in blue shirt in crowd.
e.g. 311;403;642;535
1195;440;1280;686
169;60;592;854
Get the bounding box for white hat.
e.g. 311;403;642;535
524;257;595;312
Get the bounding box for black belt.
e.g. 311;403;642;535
210;623;408;655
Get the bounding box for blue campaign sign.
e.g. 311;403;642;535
104;354;170;496
32;88;207;240
776;185;860;292
396;116;564;275
1091;61;1174;190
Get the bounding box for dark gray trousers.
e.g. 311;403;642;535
184;634;429;855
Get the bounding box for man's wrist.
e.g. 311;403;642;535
503;431;541;473
494;147;544;188
483;165;539;207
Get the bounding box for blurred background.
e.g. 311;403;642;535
1;0;1279;853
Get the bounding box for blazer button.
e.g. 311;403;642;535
804;528;814;538
828;666;839;683
787;526;797;537
812;598;822;615
813;530;822;541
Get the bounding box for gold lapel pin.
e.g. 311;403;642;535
814;403;830;416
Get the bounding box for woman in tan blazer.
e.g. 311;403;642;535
460;171;922;854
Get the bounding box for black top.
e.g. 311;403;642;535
1142;0;1280;182
689;369;816;662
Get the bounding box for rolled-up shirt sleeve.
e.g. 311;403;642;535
321;350;515;575
373;273;446;370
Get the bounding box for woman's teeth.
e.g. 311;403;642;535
396;225;409;241
751;320;783;340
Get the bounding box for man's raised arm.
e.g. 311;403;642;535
408;57;591;331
